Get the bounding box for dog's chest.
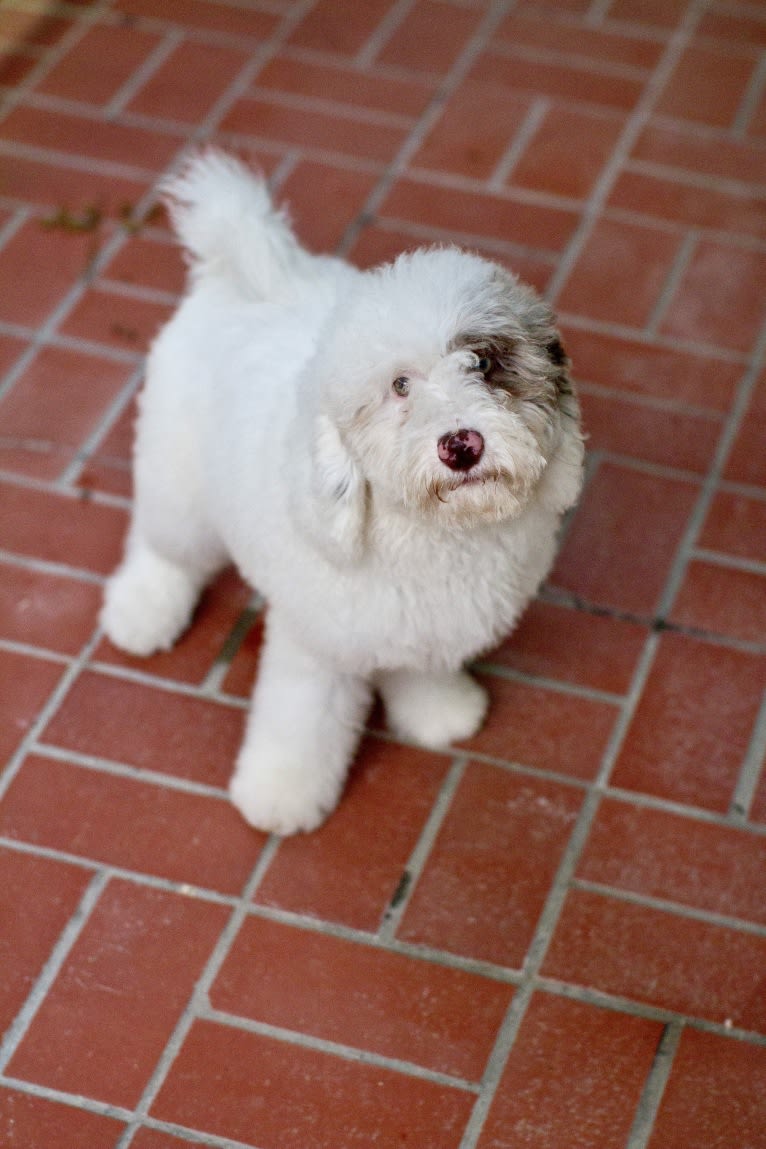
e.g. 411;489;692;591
312;518;553;673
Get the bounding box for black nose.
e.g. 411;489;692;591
437;429;484;471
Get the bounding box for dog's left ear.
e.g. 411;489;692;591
296;413;368;564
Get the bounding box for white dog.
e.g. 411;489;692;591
101;150;584;835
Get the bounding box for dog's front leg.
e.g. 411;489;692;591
377;667;489;751
229;613;372;835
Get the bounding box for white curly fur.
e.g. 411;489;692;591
101;149;584;835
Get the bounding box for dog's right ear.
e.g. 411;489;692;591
293;412;368;565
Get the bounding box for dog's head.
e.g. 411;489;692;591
298;247;584;561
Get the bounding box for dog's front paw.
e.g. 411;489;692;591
101;547;199;657
229;751;341;836
383;669;489;750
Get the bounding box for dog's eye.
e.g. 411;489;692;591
476;354;493;375
392;376;410;397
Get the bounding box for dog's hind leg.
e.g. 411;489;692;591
229;612;372;835
377;667;489;750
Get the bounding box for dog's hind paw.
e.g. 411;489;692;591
381;668;489;750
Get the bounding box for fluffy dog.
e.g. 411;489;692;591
101;150;584;835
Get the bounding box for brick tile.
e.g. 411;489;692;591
611;633;766;812
699;8;766;49
579;389;721;474
100;235;186;296
0;345;132;480
561;325;742;411
131;1131;203;1149
37;22;163;105
0;649;63;762
0;50;36;89
288;0;393;55
508;105;625;201
212;916;512;1080
399;764;582;967
0;847;90;1033
579;798;766;923
671;560;766;644
661;239;766;353
220;95;407;164
498;10;663;69
0;1089;123;1149
0;564;100;654
648;1029;766;1149
551;461;698;615
609;168;766;241
488;600;646;695
59;287;174;353
725;373;766;487
42;670;244;787
475;49;646;112
0;481;128;574
607;0;689;26
0;330;26;377
126;39;250;123
543;888;766;1031
557;218;683;328
0;755;265;893
77;398;135;498
278;159;377;251
463;673;617;779
256;53;434;119
8;880;228;1107
115;0;279;39
0;8;72;47
478;994;661;1149
656;42;756;129
0;105;178;171
412;80;533;180
0;154;149;215
152;1018;474;1148
94;566;252;685
0;217;100;329
513;0;592;14
380;178;578;252
378;1;481;75
632;119;766;188
699;491;766;563
255;739;450;931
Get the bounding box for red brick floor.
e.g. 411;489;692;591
0;1;765;1146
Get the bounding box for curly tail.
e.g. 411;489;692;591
160;149;316;302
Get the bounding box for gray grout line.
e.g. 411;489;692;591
545;0;709;305
644;229;699;337
30;741;233;799
57;363;144;489
0;869;109;1073
730;689;766;822
104;29;185;119
0;624;105;805
487;97;549;192
355;0;416;70
203;1006;482;1094
0;549;107;585
732;50;766;138
378;755;467;941
693;547;766;577
572;878;766;938
557;309;750;361
113;837;283;1149
655;316;766;621
625;1022;684;1149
